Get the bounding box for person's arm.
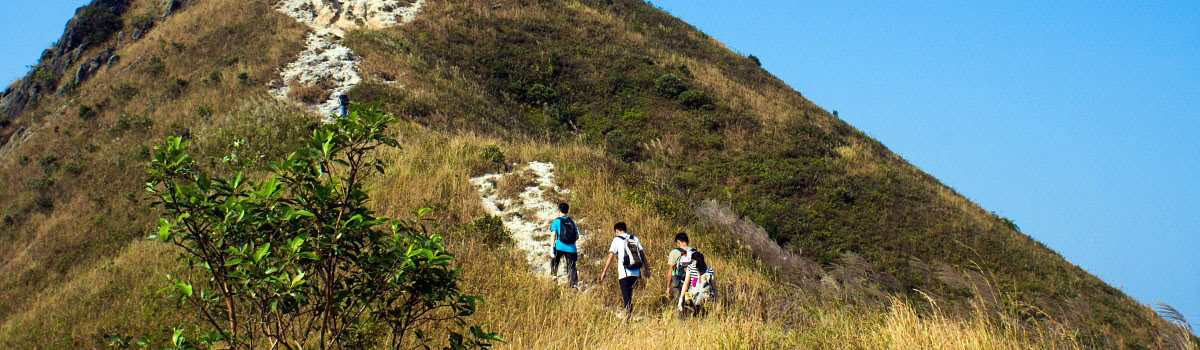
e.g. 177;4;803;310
664;261;673;295
665;250;678;295
550;219;559;240
549;219;560;255
599;252;615;281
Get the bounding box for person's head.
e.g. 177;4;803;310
558;202;569;215
614;222;627;235
674;232;689;248
691;251;707;272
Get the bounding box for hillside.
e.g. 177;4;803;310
0;0;1192;348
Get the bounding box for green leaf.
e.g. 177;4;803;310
415;207;432;218
291;272;306;287
155;218;172;241
175;281;193;297
224;258;242;267
289;237;305;252
253;243;271;262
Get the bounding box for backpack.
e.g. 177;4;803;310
556;217;578;244
672;248;696;288
619;236;644;270
683;251;716;307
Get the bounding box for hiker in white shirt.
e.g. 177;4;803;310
599;222;650;316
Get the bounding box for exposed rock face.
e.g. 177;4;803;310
0;0;130;122
694;199;823;278
278;0;425;37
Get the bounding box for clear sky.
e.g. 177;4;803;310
646;0;1200;326
2;0;1197;329
0;1;90;85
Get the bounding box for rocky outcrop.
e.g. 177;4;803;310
694;199;823;278
0;0;130;122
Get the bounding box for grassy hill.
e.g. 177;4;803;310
0;0;1192;348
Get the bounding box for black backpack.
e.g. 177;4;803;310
556;217;578;244
620;236;644;270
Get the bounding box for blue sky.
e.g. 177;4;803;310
2;0;1197;329
646;0;1200;325
0;1;90;84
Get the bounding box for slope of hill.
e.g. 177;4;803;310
0;0;1192;348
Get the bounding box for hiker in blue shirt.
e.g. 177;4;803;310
549;202;579;288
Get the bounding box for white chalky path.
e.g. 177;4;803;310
470;162;594;286
270;0;424;117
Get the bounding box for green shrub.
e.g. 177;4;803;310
525;83;557;104
475;144;506;175
64;159;87;176
77;105;96;120
604;129;643;162
144;56;165;76
700;114;719;131
33;194;54;212
34;69;58;86
130;11;155;33
143;104;500;348
164;78;188;99
748;54;761;67
39;154;59;173
653;73;686;98
73;4;123;48
112;114;154;134
206;71;222;84
677;90;712;109
29;176;54;191
113;84;138;101
471;215;512;247
196;105;212;118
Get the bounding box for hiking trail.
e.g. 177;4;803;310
270;0;424;118
469;161;597;288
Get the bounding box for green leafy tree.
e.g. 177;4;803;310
144;104;499;349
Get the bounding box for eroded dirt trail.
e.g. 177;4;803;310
270;0;424;117
470;162;596;287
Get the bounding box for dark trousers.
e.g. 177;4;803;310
550;249;578;287
619;276;639;313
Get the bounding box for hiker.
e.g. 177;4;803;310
599;222;649;317
665;232;716;314
549;202;579;288
678;249;715;315
664;232;694;301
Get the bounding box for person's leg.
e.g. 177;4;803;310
619;277;635;313
565;252;578;288
550;249;562;278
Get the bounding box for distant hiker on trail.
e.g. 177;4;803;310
665;232;694;300
549;202;579;288
599;222;649;317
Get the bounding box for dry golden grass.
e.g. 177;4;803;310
286;78;333;104
347;123;1087;349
